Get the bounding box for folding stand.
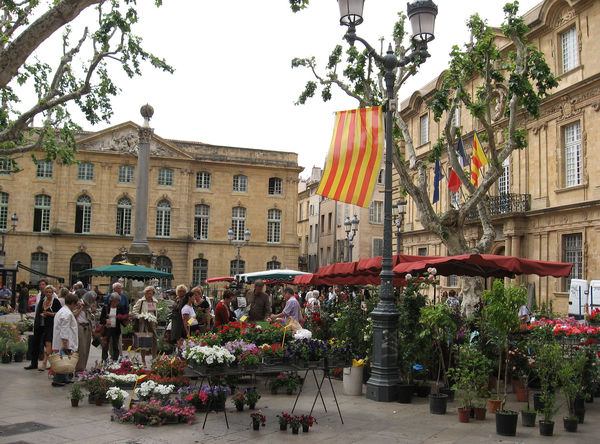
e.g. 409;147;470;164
292;367;344;424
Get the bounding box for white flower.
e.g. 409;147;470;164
429;267;437;276
293;329;312;340
137;312;158;324
106;386;129;401
181;345;235;366
103;373;138;383
405;274;413;281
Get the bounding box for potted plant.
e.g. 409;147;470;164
480;281;526;413
9;340;27;362
558;349;587;432
231;390;246;412
69;383;86;407
277;412;292;431
269;376;282;395
289;415;301;434
121;321;134;348
86;376;110;406
0;338;12;363
282;373;300;395
245;387;260;410
473;398;487;420
250;411;266;430
535;341;561;436
299;414;317;432
107;386;129;409
495;409;519;436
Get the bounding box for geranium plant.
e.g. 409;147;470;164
250;411;266;427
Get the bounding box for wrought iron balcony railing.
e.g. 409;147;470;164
467;193;530;219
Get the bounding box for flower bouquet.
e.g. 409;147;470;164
284;338;327;367
107;386;130;409
231;390;246;411
250;411;266;430
198;384;231;412
299;414;317;432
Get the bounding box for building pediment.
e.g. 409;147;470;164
75;122;193;159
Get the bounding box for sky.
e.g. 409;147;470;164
28;0;544;178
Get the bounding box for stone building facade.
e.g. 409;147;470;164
0;121;302;289
395;0;599;313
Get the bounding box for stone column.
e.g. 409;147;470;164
128;104;154;267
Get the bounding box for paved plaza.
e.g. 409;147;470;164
0;314;598;444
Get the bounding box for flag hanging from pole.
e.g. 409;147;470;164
432;158;444;204
448;138;466;193
470;132;488;187
317;106;383;207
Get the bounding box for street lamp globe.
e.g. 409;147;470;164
351;214;360;232
407;0;438;43
344;216;352;234
397;199;407;216
244;228;251;242
227;228;234;242
10;213;18;230
338;0;364;26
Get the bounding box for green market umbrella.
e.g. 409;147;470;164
78;263;173;280
236;269;308;283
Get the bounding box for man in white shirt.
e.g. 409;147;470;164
51;293;79;387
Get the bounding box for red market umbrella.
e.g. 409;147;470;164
205;277;235;283
392;254;573;279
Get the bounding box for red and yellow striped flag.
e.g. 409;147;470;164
470;132;488;187
317;107;383;207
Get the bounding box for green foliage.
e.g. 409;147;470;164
0;0;173;164
447;346;492;407
558;350;587;417
535;341;561;422
328;296;374;360
289;0;310;12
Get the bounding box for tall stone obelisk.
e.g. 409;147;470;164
127;104;154;266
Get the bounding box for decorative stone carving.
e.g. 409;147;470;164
78;244;86;252
491;85;508;122
197;253;204;259
118;246;128;254
36;245;44;252
555;8;576;29
158;248;168;256
593;102;600;112
78;127;184;158
532;121;547;135
271;256;278;261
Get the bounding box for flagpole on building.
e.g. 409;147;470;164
338;0;438;402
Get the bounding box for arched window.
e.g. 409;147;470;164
75;195;92;234
116;198;132;236
30;252;48;285
70;252;92;286
155;255;172;289
0;192;8;231
266;260;281;270
233;174;247;192
267;209;281;243
155;200;171;237
230;259;245;276
158;168;173;186
196;171;211;190
192;258;208;286
33;194;51;232
231;206;246;241
268;177;282;195
194;204;209;240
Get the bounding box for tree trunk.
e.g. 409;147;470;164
460;276;484;318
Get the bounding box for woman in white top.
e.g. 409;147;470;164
132;286;159;366
181;292;198;338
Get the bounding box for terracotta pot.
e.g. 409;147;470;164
474;407;487;420
94;397;103;406
457;407;471;423
71;399;79;407
489;398;503;414
516;387;529;402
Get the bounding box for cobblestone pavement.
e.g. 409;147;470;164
1;312;598;443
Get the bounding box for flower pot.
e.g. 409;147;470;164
271;388;278;395
521;411;536;427
429;393;448;415
279;423;287;431
235;403;244;412
495;410;518;436
1;353;11;364
474;407;487;420
533;393;544;412
248;402;256;410
416;385;431;398
71;399;80;407
88;395;95;404
285;388;294;395
511;377;523;393
575;407;585;424
111;400;124;409
302;424;309;433
515;387;529;402
164;416;179;425
252;421;260;431
94;397;104;406
13;352;24;363
563;417;578;432
291;426;299;435
397;384;414;404
488;399;503;414
538;420;554;436
457;407;471;423
439;387;454;402
134;413;148;425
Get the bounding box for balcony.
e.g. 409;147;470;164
467;193;531;220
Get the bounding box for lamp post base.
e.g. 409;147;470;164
366;380;398;402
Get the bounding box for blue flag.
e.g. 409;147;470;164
457;138;467;166
433;158;444;204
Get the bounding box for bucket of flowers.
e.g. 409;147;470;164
178;386;208;410
134;380;175;403
201;384;231;412
245;387;260;409
277;412;292;431
181;344;235;373
107;386;130;409
284;338;327;369
260;343;284;365
299;414;317;432
250;411;266;430
231;390;246;412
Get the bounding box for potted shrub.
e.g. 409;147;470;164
69;383;86;407
535;341;561;436
0;339;12;363
10;340;27;362
480;281;526;412
269;377;281;395
282;373;300;395
558;349;587;432
250;411;266;430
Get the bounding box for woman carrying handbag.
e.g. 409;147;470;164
132;286;158;367
100;293;127;361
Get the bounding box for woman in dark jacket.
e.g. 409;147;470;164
100;293;127;361
17;282;29;320
168;285;186;344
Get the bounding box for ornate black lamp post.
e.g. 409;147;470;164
392;200;407;255
228;227;251;276
337;0;438;402
0;213;18;268
343;214;359;262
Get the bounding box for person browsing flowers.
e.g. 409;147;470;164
214;290;235;329
268;287;302;324
132;286;158;367
181;291;199;338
